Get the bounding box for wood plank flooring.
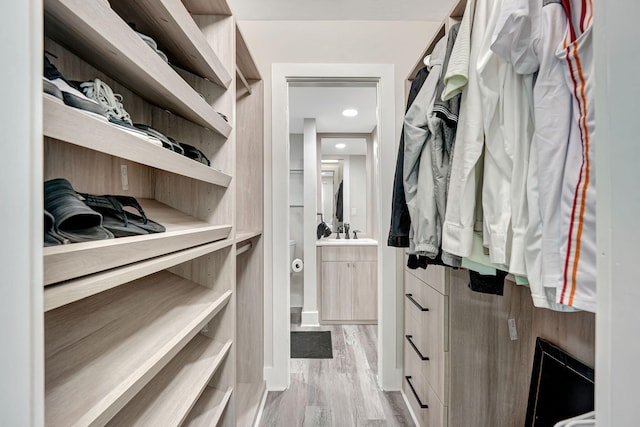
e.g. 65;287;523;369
259;311;415;426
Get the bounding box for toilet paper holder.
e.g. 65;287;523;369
291;258;304;272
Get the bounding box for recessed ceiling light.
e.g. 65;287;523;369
342;109;358;117
321;159;339;164
335;143;346;149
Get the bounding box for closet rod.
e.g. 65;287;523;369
236;66;252;95
236;242;252;256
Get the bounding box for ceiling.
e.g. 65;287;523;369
229;0;456;22
321;137;367;156
289;85;377;134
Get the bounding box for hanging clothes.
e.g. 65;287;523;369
335;180;343;223
388;66;431;247
433;23;463;267
555;0;596;312
491;0;576;311
403;36;448;257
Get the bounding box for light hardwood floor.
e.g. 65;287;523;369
259;310;415;426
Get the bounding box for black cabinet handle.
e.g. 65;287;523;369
405;335;429;361
405;376;429;408
405;293;429;311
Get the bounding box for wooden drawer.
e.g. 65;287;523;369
403;345;446;427
404;254;448;295
404;272;448;403
321;246;376;262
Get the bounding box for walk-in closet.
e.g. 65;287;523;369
1;0;638;426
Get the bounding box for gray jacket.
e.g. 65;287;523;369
403;37;447;257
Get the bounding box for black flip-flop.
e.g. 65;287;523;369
111;195;166;234
44;179;114;243
79;194;151;238
44;209;68;246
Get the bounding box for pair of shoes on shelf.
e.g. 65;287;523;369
79;193;165;238
43;178;166;246
43;54;108;120
43;54;156;145
133;124;211;166
180;142;210;166
78;78;155;143
133;124;184;154
130;24;169;63
44;178;113;245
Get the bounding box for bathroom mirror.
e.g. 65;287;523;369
320;136;372;236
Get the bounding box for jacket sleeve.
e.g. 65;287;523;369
403;78;439;257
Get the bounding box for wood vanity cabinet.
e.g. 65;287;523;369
318;245;377;323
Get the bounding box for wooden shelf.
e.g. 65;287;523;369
108;0;232;88
45;271;232;427
44;95;232;187
450;0;467;18
408;22;445;80
44;239;234;311
181;0;232;16
184;387;233;426
236;25;261;81
44;0;232;137
43;199;232;285
408;0;467;80
107;335;232;426
236;230;262;244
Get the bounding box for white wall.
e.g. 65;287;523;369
302;119;319;325
243;19;441;390
289;134;304;307
349;155;367;234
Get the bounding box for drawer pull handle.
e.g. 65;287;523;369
405;293;429;311
405;376;429;409
405;335;429;361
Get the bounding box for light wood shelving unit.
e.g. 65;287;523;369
108;0;233;88
43;95;232;187
44;0;232;136
107;336;233;426
45;272;232;427
234;24;266;427
184;387;234;426
42;0;265;425
43;199;232;285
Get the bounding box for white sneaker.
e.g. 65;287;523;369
44;55;108;120
80;78;133;124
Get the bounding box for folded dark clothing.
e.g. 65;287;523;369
468;269;507;296
407;254;419;270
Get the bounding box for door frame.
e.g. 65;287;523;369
266;63;401;390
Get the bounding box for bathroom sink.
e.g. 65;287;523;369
316;238;378;246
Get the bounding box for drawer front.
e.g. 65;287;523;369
404;254;448;295
321;246;376;261
404;272;448;402
404;345;446;427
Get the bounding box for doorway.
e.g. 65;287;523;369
267;63;401;392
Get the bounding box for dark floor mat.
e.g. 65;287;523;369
291;331;333;359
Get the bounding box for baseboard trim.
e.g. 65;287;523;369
300;310;319;327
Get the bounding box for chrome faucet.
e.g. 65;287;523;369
344;223;350;239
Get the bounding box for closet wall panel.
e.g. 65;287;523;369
41;0;265;424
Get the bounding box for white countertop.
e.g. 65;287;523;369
316;238;378;246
